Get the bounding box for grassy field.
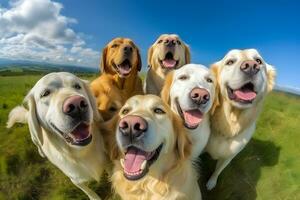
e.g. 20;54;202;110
0;75;299;200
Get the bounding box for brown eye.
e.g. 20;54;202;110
256;58;262;64
206;77;213;83
226;60;235;65
178;75;189;80
73;83;81;90
40;89;51;98
154;108;165;114
121;108;130;115
111;44;118;48
157;39;163;44
177;40;181;45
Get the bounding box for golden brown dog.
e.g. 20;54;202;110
91;38;143;121
145;34;191;95
103;95;201;200
205;49;276;190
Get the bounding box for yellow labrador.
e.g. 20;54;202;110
205;49;276;190
107;95;201;200
7;72;108;200
161;64;217;158
144;34;190;95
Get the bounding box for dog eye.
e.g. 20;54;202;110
178;75;189;80
177;40;181;45
153;108;166;114
40;89;51;98
157;40;163;44
121;108;130;115
73;83;81;90
109;106;117;112
111;44;119;48
226;60;235;65
256;58;262;64
206;77;213;83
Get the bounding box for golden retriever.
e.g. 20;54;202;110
205;49;276;190
145;34;191;95
161;64;217;158
7;72;107;200
104;95;201;200
91;38;143;121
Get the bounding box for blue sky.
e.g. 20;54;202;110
0;0;299;88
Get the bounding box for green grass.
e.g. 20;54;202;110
0;75;299;200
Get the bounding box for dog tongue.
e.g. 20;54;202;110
234;89;257;101
71;123;90;141
162;59;176;68
183;110;203;127
124;147;152;173
119;63;131;75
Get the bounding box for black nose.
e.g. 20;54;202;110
119;115;148;139
190;87;210;105
63;96;88;118
123;45;133;54
240;60;260;76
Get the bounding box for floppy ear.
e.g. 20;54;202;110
24;94;45;157
147;45;154;68
172;114;191;160
136;46;142;71
82;80;103;123
184;44;191;63
266;64;276;92
160;71;174;104
210;62;221;115
100;46;108;73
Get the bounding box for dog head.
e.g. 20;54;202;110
115;95;191;181
24;72;101;148
148;34;190;75
101;38;142;77
211;49;276;109
161;64;217;129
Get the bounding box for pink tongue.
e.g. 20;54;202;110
71;124;90;140
124;148;151;173
162;59;176;68
234;90;257;101
119;64;131;75
183;110;203;127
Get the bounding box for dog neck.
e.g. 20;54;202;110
211;97;263;138
111;71;138;92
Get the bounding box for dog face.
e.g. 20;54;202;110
26;72;100;147
161;64;216;129
115;95;190;180
148;34;190;74
101;38;142;77
212;49;276;109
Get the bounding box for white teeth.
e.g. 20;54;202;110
120;159;125;168
141;160;147;170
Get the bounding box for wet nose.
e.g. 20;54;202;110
63;95;88;118
123;45;133;54
164;38;176;47
119;115;148;139
190;88;210;105
240;60;260;76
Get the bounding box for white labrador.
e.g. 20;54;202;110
7;72;107;200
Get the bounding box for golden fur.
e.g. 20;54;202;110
103;95;201;200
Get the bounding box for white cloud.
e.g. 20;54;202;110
0;0;99;67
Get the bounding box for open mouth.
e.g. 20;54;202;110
227;82;257;103
114;59;132;77
159;52;178;69
175;98;203;129
120;144;163;181
50;122;92;146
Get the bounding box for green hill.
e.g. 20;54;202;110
0;75;299;200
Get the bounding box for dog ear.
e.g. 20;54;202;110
184;44;191;63
24;93;45;157
82;80;103;123
172;114;191;160
136;46;142;72
266;64;276;92
147;45;154;68
210;62;221;115
160;71;174;105
100;45;108;73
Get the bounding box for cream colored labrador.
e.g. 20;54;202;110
161;64;217;158
7;72;107;200
205;49;276;190
144;34;190;95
